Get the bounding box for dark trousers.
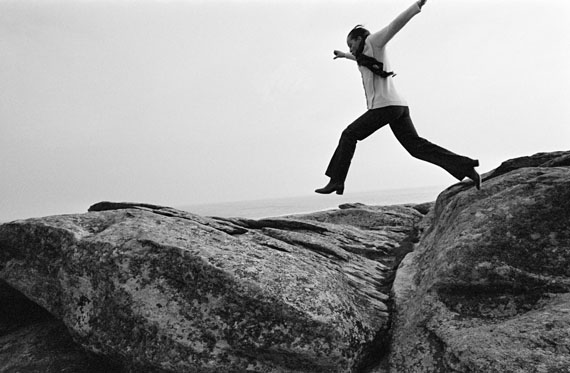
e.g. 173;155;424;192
325;106;477;183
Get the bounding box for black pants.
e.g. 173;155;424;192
325;106;477;183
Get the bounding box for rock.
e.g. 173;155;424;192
482;150;570;181
294;204;423;234
389;150;570;372
289;205;426;276
5;150;568;372
0;202;423;372
0;280;122;372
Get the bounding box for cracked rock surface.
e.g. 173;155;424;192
3;150;568;372
0;200;423;372
389;151;570;372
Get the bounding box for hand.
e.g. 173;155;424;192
417;0;427;8
333;50;345;59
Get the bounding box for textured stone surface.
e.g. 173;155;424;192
4;150;568;372
389;150;570;372
0;202;423;372
0;280;122;373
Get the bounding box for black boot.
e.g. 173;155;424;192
466;167;481;190
315;180;345;195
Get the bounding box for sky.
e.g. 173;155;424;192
1;0;569;221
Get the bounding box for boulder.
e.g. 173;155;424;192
0;202;423;372
389;151;570;372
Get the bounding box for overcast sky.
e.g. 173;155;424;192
1;0;569;221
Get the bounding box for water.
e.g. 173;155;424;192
179;185;445;219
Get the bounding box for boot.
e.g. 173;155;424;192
315;180;345;195
466;167;481;190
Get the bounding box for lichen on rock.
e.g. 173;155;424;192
389;150;570;373
0;200;423;372
3;150;569;372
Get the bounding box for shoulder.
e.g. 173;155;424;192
365;34;387;56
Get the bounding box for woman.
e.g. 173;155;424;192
315;0;481;195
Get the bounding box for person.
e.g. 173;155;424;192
315;0;481;195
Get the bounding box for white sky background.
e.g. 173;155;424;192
1;0;569;221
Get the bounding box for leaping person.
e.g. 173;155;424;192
315;0;481;195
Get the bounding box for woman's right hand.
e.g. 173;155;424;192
333;50;345;59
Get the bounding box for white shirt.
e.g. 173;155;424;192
359;2;421;109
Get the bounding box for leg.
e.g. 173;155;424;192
389;107;480;186
325;106;404;183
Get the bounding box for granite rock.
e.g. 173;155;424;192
389;150;570;372
0;280;122;373
0;201;423;372
3;150;568;372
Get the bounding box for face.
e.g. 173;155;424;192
347;36;362;56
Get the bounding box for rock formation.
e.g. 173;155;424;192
0;200;424;372
389;150;570;372
0;150;568;372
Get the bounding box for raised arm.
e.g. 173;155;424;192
368;0;426;47
332;1;427;62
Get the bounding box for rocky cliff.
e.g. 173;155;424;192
0;150;568;372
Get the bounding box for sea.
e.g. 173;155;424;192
179;185;446;219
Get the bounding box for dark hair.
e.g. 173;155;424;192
347;25;395;78
347;25;370;43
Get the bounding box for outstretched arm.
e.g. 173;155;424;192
333;50;356;61
332;1;427;62
369;0;426;47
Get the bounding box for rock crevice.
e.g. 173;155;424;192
1;150;569;372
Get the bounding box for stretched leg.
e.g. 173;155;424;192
324;106;404;183
389;107;480;187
